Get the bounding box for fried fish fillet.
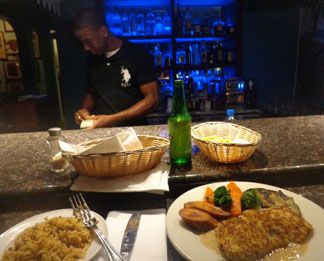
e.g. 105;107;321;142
179;208;218;231
184;201;231;218
217;207;312;260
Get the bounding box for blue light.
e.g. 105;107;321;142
176;37;224;43
129;38;171;43
105;0;168;7
105;0;234;6
179;0;234;6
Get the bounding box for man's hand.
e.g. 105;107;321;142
90;114;116;128
74;108;91;125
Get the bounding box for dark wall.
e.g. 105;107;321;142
242;5;301;110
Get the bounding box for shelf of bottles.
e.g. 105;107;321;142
104;0;247;114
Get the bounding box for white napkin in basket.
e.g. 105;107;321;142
59;127;143;155
70;163;169;194
95;209;167;261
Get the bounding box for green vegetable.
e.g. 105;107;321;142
241;189;261;210
214;186;232;209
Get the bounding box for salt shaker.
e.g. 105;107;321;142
47;127;69;173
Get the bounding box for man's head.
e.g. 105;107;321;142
72;7;110;56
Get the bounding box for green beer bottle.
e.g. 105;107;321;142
168;80;192;167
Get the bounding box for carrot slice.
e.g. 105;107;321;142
227;181;243;216
204;187;214;204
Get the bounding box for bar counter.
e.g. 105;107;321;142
1;115;324;260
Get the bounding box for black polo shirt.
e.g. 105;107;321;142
86;41;157;125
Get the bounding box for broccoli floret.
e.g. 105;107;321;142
241;189;261;210
214;186;232;209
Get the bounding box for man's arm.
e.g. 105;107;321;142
74;91;95;124
90;81;159;128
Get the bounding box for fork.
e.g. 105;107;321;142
69;193;124;261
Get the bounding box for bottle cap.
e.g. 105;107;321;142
226;109;235;118
48;127;62;136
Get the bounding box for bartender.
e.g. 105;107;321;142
72;7;159;128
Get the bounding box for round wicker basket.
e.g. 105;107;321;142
63;135;169;178
191;121;261;164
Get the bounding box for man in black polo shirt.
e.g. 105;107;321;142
72;7;159;128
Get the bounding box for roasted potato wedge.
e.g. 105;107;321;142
179;208;218;231
184;201;231;218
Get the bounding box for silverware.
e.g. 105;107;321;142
69;193;124;261
120;212;141;261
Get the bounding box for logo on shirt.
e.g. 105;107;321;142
121;66;131;87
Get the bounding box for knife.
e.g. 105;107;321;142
120;212;141;261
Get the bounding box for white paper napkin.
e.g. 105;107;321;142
95;209;167;261
70;163;169;195
59;127;143;155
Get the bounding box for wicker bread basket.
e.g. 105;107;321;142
63;135;169;178
191;121;261;164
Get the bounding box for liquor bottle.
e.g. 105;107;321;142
146;9;155;36
155;13;163;35
112;6;121;35
105;7;115;29
46;127;69;173
245;80;257;108
136;12;145;36
209;42;217;65
213;7;225;36
200;41;208;65
176;46;186;64
184;6;192;35
162;12;171;35
193;18;201;36
168;80;192;167
216;41;224;63
186;44;192;66
121;12;130;36
164;50;172;69
201;14;211;36
175;3;183;36
191;42;200;66
154;44;163;67
129;8;137;36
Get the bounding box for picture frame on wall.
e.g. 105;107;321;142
4;21;14;32
4;61;22;79
0;32;7;59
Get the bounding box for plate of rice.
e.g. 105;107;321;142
0;209;108;261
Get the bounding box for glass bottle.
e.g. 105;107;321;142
168;80;192;167
162;12;171;35
184;6;192;35
136;11;145;36
200;41;208;65
146;9;155;36
175;2;183;36
46;127;69;173
154;44;163;67
121;12;130;36
176;45;186;64
201;14;211;36
154;13;163;35
213;7;225;35
129;8;137;36
112;6;121;35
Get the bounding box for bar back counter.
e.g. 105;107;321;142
1;115;324;260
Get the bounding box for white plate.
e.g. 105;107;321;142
0;209;108;261
166;181;324;261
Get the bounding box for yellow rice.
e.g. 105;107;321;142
1;216;93;261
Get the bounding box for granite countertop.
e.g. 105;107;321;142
0;115;323;196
